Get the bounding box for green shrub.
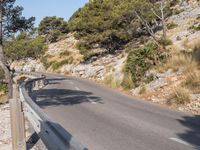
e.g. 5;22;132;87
40;56;50;69
125;42;160;86
172;8;184;15
167;22;178;29
0;83;7;93
51;58;73;71
158;37;173;46
0;68;4;80
0;68;7;95
68;0;167;53
38;16;69;43
139;84;147;95
188;25;200;31
4;32;47;60
59;51;71;57
47;30;62;43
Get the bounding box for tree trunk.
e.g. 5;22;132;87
161;0;166;38
0;0;13;99
134;10;159;44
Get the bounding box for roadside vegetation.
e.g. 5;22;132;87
38;16;69;43
4;32;47;60
68;0;177;60
1;0;199;113
168;87;191;105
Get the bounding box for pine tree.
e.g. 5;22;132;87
0;0;35;98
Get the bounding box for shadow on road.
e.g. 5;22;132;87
45;77;69;85
31;88;103;108
177;115;200;149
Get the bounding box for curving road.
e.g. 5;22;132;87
32;73;200;150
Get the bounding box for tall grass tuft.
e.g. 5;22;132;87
169;87;191;105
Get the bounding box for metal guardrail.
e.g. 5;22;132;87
19;73;88;150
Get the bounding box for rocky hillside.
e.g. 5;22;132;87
10;0;200;114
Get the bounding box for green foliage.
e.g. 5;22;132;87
0;68;4;81
158;37;173;46
2;0;35;38
139;84;147;95
172;8;184;15
68;0;148;52
40;55;51;69
0;68;7;94
4;32;47;60
125;42;160;86
189;24;200;31
68;0;171;60
167;22;178;29
51;57;74;71
0;83;7;93
38;16;68;43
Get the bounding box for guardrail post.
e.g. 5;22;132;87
9;84;26;150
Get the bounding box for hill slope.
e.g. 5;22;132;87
11;0;200;114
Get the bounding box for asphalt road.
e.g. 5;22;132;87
32;73;200;150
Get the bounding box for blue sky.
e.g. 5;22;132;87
15;0;89;26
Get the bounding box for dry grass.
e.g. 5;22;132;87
184;69;200;93
183;37;200;50
168;44;182;54
0;92;7;104
104;74;121;88
169;86;191;105
158;54;194;72
139;84;147;95
167;26;182;37
105;64;115;73
121;72;134;90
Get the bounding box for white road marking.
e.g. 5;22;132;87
87;98;97;104
169;137;198;148
75;87;80;90
74;85;97;104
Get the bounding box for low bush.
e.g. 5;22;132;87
40;55;50;69
172;8;184;15
189;25;200;31
160;54;192;72
0;68;4;80
4;32;47;60
158;37;173;46
139;84;147;95
167;22;178;29
38;16;69;43
104;74;121;88
125;42;161;86
184;70;200;93
51;58;73;71
0;84;7;94
121;72;134;90
169;87;191;105
193;45;200;64
47;30;62;43
59;51;71;57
